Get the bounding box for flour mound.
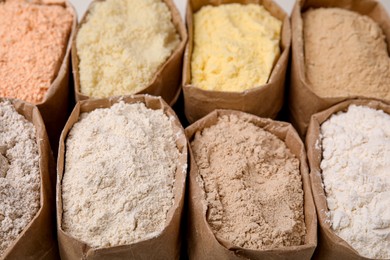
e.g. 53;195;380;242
320;105;390;259
62;102;180;248
191;115;305;250
304;8;390;100
0;101;40;256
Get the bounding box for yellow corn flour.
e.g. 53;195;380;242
191;4;282;92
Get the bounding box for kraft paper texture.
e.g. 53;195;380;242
306;99;390;260
1;98;58;260
289;0;390;137
72;0;188;106
185;110;317;260
182;0;291;124
56;95;187;260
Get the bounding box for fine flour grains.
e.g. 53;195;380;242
303;8;390;100
320;105;390;259
0;0;73;103
191;115;305;250
77;0;180;98
191;4;281;92
0;101;40;256
62;102;180;247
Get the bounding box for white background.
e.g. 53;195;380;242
70;0;390;20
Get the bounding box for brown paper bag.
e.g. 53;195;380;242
1;99;58;260
182;0;291;124
72;0;187;107
185;110;317;260
56;95;188;260
305;99;390;260
0;0;77;157
289;0;390;137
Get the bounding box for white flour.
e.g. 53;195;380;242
320;105;390;259
0;101;40;256
62;102;180;248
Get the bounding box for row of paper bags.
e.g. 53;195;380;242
3;96;389;260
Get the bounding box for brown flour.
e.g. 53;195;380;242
190;115;305;250
303;8;390;100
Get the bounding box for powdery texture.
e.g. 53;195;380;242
0;0;73;104
0;101;40;256
191;4;281;92
320;105;390;259
303;8;390;100
62;102;180;248
77;0;180;98
191;115;305;250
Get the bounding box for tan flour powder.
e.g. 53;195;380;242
303;8;390;100
0;101;40;256
62;102;180;248
191;115;305;250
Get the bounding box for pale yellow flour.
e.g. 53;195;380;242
191;4;281;92
77;0;180;98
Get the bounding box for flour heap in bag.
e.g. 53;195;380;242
191;4;281;92
303;8;390;99
191;115;305;249
0;0;73;103
62;102;181;247
77;0;180;98
320;105;390;259
0;101;40;256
